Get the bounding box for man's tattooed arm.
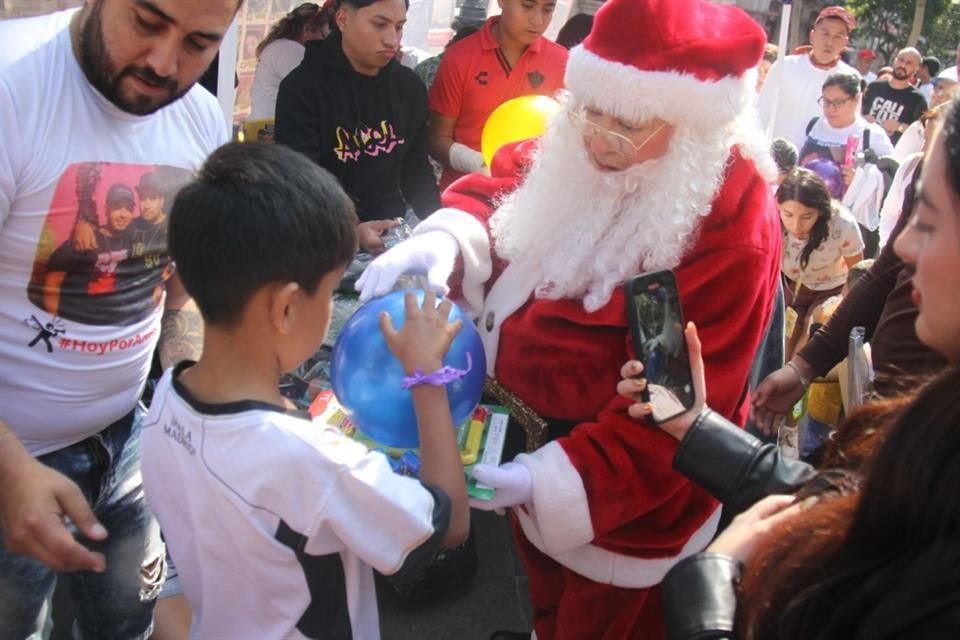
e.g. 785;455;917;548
159;273;203;370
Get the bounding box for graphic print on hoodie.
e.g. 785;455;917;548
275;31;440;223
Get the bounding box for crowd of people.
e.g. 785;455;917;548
0;0;957;639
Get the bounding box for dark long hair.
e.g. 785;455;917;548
944;99;960;192
256;2;334;59
776;168;833;269
740;368;960;639
740;101;960;639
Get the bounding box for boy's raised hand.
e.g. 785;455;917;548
381;291;471;548
379;291;463;375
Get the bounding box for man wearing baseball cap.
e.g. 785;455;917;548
856;49;878;84
758;5;858;149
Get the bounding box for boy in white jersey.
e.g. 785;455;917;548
141;142;470;639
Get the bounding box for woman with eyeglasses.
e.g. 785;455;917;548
799;71;894;257
250;2;334;120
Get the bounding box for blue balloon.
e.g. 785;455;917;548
330;289;486;448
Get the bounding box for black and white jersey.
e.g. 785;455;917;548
141;364;450;639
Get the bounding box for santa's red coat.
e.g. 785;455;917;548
414;141;781;639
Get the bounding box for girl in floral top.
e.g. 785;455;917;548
778;167;864;358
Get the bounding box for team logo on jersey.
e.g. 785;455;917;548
475;71;490;86
163;418;197;456
527;70;545;88
333;121;405;163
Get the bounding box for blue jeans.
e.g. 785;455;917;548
0;408;163;639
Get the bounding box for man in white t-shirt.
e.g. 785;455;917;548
757;5;857;149
0;1;238;637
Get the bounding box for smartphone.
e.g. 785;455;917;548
624;269;696;423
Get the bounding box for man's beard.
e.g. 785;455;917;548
489;106;733;312
893;67;909;80
80;1;188;116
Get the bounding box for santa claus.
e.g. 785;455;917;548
357;0;781;637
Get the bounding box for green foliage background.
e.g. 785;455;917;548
847;0;956;64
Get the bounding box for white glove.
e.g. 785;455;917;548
355;230;460;301
469;462;533;511
449;142;485;173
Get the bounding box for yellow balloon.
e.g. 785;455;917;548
481;95;562;167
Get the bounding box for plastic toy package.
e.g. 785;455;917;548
308;390;507;500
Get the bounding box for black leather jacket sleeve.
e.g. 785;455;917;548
663;552;741;640
673;409;816;513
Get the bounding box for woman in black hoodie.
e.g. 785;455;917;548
275;0;440;253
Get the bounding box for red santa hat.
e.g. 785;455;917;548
565;0;766;130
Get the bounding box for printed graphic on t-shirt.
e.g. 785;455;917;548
866;98;904;123
333;120;405;163
25;162;190;327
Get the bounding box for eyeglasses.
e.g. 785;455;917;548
568;108;665;160
817;95;854;109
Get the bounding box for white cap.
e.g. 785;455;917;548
936;66;958;85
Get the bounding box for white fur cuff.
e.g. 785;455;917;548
516;443;594;553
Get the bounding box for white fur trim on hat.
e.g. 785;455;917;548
565;46;756;130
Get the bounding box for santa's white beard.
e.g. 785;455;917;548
489;108;735;312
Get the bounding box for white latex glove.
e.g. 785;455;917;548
468;462;533;511
449;142;485;173
355;230;460;301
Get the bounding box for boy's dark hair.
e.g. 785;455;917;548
771;137;798;174
922;56;941;77
170;142;357;326
335;0;409;10
556;13;593;49
822;70;862;97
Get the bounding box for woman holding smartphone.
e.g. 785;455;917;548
619;99;960;639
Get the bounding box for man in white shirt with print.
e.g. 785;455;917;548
0;1;239;637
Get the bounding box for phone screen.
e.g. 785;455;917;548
625;270;695;423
